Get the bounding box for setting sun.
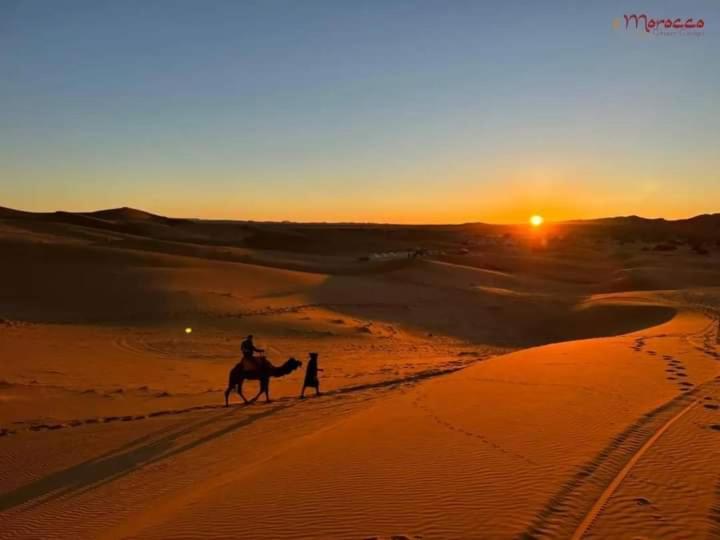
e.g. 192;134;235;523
530;214;544;227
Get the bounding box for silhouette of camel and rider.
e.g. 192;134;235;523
225;335;321;406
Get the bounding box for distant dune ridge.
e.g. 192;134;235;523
1;205;720;538
1;205;719;253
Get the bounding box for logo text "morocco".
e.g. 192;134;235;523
624;14;705;32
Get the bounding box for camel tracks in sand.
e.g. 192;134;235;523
524;387;707;539
411;391;539;466
1;362;479;439
655;350;698;393
569;398;700;540
631;337;646;353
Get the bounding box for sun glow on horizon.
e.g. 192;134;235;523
530;215;544;227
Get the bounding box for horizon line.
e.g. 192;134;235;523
3;204;720;228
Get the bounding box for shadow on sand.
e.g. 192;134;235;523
0;404;288;513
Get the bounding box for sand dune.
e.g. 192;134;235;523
1;208;720;538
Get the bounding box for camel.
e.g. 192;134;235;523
224;356;302;406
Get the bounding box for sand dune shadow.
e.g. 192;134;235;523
0;405;287;512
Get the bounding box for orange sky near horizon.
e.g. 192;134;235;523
2;2;719;225
5;163;718;225
7;157;715;225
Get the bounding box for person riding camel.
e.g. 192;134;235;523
240;334;264;372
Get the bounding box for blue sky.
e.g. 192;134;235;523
1;0;718;222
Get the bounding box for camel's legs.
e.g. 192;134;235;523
244;379;263;404
238;379;252;404
263;378;271;402
224;385;232;407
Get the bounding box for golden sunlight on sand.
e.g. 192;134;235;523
2;207;720;539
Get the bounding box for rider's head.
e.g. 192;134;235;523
246;334;253;340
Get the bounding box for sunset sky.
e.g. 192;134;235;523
1;0;719;223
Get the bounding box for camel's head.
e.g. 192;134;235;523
287;357;303;371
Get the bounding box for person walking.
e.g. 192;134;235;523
300;352;322;398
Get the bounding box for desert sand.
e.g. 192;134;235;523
1;208;720;539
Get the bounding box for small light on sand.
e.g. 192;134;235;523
185;327;192;334
530;215;544;227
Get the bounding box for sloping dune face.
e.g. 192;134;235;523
100;309;719;540
1;210;720;539
306;260;678;347
1;240;324;323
